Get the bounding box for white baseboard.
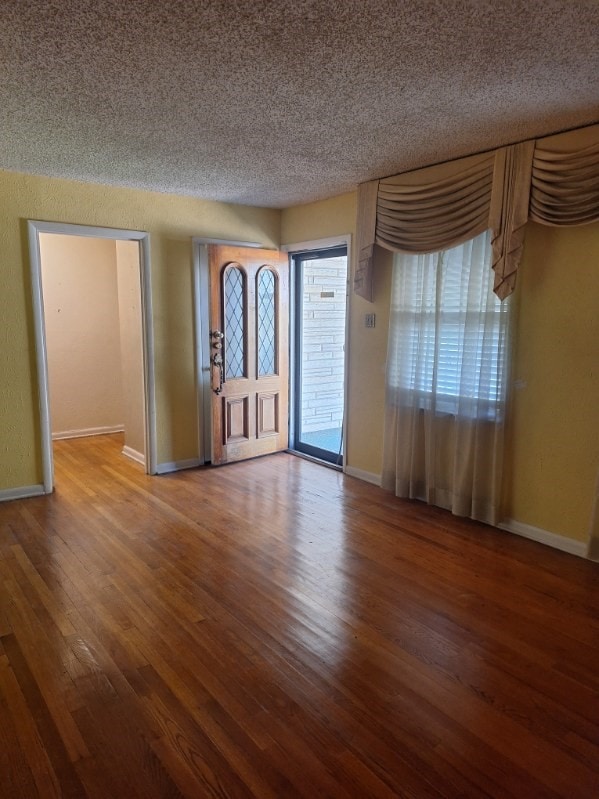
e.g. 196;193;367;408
52;425;124;441
498;519;587;558
156;458;201;475
0;484;47;502
344;465;382;486
587;537;599;562
122;446;145;465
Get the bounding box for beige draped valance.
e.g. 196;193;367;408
355;122;599;301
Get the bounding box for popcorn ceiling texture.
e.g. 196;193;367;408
1;0;598;208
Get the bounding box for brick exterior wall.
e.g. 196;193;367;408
300;256;347;433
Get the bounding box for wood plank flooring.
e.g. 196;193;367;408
0;433;598;798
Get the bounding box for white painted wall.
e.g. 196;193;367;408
116;241;146;462
40;234;124;438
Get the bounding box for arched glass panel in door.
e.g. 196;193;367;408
256;267;278;377
223;265;246;379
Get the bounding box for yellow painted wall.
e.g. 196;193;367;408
504;222;599;542
281;195;599;545
280;192;356;245
0;169;279;489
345;247;393;476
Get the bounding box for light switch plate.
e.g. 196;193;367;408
365;313;376;328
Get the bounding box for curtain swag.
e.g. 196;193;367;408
354;122;599;301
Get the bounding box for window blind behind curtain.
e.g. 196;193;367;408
386;232;508;417
354;122;599;303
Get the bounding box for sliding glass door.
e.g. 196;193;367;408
291;247;348;465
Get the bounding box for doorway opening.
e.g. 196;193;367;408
28;221;156;492
290;246;348;466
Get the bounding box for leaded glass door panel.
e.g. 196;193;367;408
208;245;289;465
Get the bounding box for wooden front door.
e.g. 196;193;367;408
209;245;289;465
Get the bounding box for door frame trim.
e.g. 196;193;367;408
27;220;157;491
282;235;352;470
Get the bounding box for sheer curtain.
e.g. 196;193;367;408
381;230;510;525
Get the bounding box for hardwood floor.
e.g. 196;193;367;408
0;434;597;798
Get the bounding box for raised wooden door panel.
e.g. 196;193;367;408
209;245;289;465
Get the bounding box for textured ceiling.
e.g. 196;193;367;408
1;0;598;208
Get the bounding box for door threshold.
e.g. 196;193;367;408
287;449;343;471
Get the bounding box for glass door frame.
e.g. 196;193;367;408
289;244;348;467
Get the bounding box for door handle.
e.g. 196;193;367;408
211;353;223;395
210;330;224;394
